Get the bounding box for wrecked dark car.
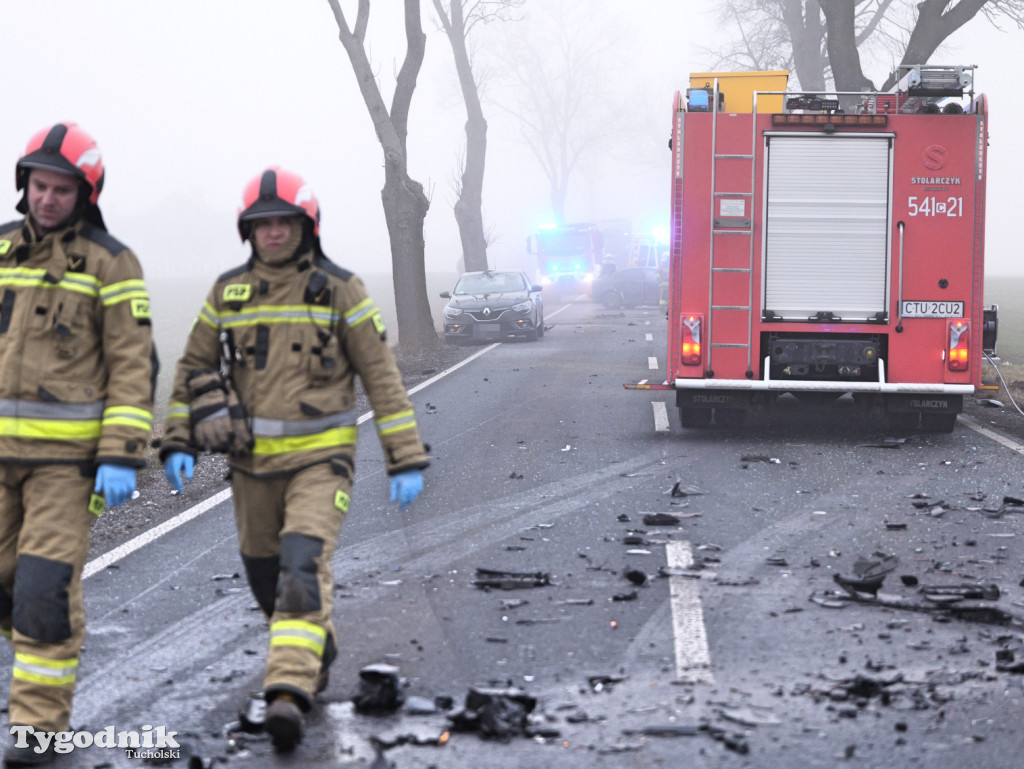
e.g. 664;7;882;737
590;266;662;310
441;270;544;344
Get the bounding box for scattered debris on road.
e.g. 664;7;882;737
642;512;685;526
669;482;706;497
447;686;537;742
352;663;405;714
860;437;906;448
739;454;781;464
817;554;1024;629
473;568;551;590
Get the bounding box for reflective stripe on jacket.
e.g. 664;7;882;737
163;249;428;477
0;218;156;466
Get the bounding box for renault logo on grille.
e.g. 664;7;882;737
483;307;491;316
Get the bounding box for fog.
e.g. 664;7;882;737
4;0;1023;290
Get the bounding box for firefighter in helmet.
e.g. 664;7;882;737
160;166;428;751
0;123;157;767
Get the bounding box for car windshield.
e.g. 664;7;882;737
454;272;526;295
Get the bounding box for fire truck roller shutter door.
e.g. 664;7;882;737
764;135;891;320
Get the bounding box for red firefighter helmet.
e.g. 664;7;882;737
16;122;105;205
237;166;320;241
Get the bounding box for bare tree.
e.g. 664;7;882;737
782;0;830;91
491;0;631;224
822;0;1024;91
818;0;876;92
327;0;438;353
709;0;902;89
432;1;524;273
710;0;1024;92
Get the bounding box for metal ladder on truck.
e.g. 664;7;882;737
705;78;759;380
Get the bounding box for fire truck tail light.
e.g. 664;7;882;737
947;320;969;372
681;314;702;366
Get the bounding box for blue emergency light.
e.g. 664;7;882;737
688;89;709;111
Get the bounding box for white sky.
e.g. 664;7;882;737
3;1;1022;283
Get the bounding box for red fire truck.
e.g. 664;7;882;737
633;65;997;432
527;222;604;288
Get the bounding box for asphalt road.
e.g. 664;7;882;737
2;295;1023;768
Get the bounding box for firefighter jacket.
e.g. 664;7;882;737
0;218;157;467
162;249;429;478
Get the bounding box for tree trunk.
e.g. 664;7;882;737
551;175;567;225
383;158;436;351
819;0;874;96
329;0;439;354
453;116;489;273
439;0;490;273
782;0;828;92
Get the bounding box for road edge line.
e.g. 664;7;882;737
958;413;1024;456
84;487;233;579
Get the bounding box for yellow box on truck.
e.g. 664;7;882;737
688;70;789;113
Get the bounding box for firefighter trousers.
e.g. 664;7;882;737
0;463;95;733
231;460;351;711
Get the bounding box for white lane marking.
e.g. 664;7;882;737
652;401;670;432
958;413;1024;455
83;304;580;578
646;333;654;342
666;540;714;683
84;488;233;579
648;356;659;370
406;343;499;399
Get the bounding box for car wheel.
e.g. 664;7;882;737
602;291;622;310
536;313;545;338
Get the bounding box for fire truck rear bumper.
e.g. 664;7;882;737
672;358;974;395
673;379;974;395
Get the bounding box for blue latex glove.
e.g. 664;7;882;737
164;452;195;493
94;464;137;507
389;469;423;510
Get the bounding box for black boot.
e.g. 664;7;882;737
3;735;55;768
264;694;304;752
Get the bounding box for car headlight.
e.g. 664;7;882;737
510;300;532;313
444;307;463;318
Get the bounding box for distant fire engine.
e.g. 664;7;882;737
526;222;603;288
630;65;997;432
